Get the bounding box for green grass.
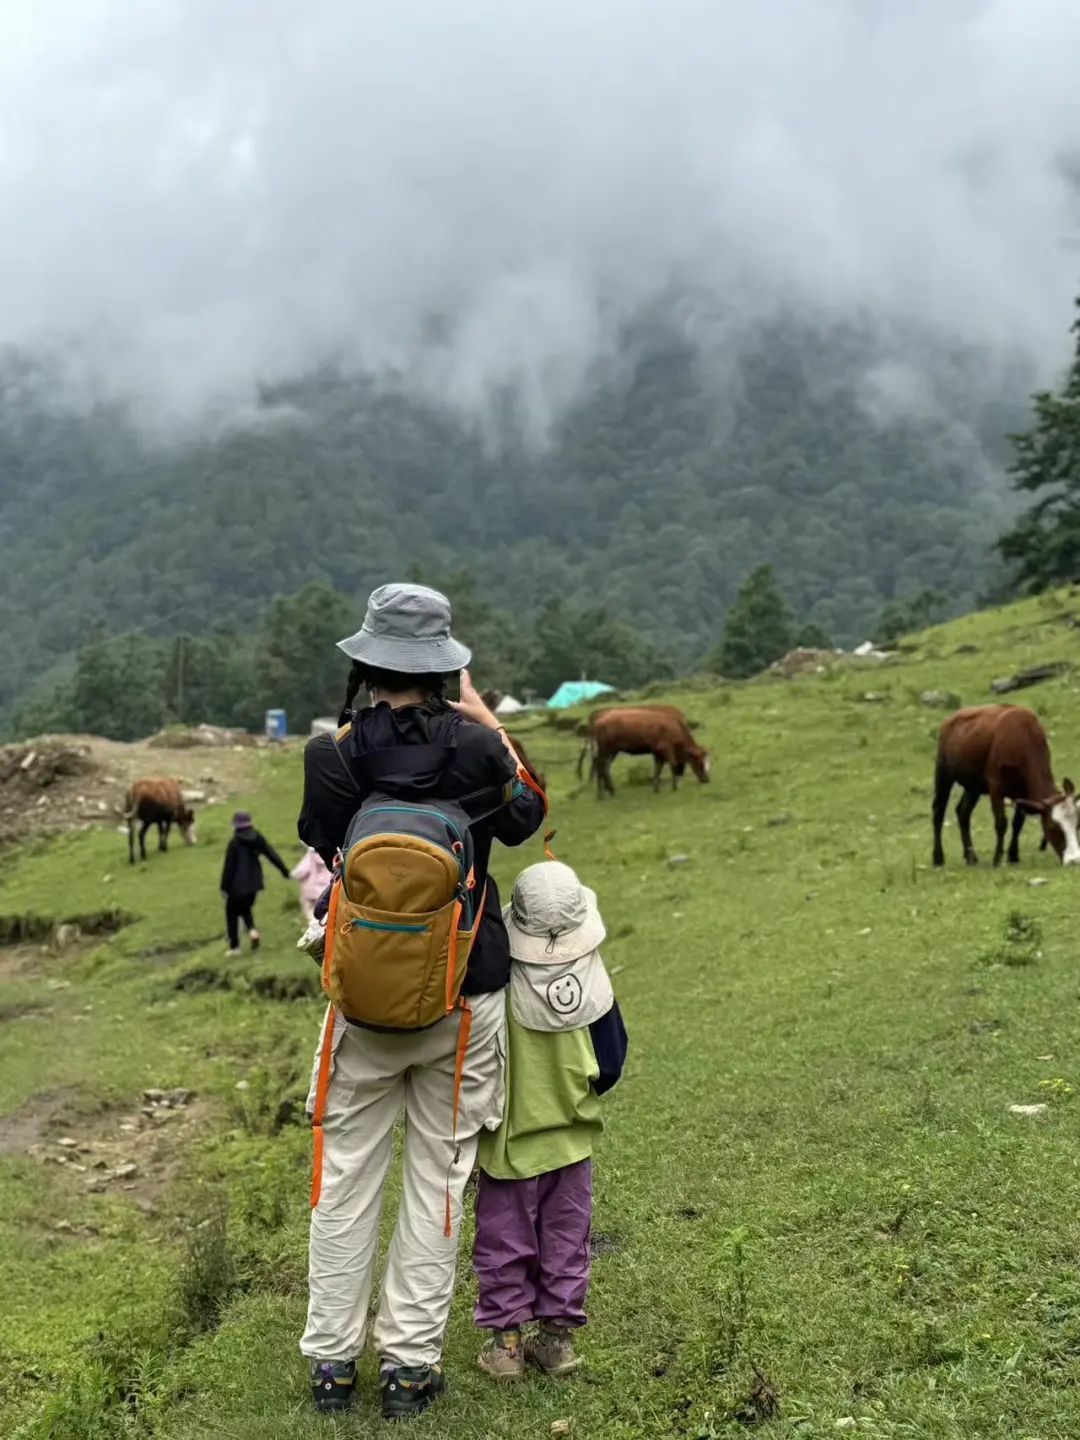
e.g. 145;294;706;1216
8;589;1080;1436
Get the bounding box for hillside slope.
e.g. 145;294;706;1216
5;590;1080;1437
0;315;1023;717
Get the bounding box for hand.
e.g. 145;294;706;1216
448;669;499;730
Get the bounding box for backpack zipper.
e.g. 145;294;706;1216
349;918;429;934
342;804;469;902
363;802;465;844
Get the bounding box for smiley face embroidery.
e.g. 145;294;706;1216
546;972;583;1015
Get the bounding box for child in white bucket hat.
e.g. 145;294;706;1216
473;861;628;1381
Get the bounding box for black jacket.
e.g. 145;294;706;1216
220;828;289;898
297;702;546;995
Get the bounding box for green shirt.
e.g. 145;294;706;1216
478;996;604;1180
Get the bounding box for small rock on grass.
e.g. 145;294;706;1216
551;1423;572;1438
666;854;691;868
1008;1104;1049;1118
1029;877;1050;888
836;1421;858;1432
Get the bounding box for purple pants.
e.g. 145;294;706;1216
473;1159;592;1330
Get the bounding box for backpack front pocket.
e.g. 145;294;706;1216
330;895;460;1029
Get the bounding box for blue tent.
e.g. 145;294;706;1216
546;680;615;710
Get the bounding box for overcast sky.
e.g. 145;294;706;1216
1;0;1079;425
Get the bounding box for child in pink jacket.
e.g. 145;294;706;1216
291;845;332;923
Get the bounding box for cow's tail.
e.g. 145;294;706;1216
575;732;596;781
122;789;136;821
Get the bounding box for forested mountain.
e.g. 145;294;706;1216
0;308;1028;727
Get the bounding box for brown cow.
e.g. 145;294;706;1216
932;704;1080;867
576;704;697;781
591;707;710;799
125;778;197;865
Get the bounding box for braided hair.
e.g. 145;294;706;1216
338;662;365;728
338;663;450;726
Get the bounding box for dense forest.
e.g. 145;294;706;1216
0;305;1031;737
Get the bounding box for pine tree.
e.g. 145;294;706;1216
998;296;1080;590
714;565;794;678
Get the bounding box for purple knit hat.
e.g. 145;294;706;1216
232;811;253;830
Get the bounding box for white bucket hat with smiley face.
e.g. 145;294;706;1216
504;862;614;1033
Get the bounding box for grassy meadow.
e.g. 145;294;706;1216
7;590;1080;1437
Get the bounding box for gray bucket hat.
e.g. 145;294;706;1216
337;583;472;673
504;861;606;964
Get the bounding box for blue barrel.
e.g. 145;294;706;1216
265;708;288;741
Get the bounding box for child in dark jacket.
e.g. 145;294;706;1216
220;811;290;956
473;861;628;1381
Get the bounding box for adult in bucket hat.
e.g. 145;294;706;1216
297;582;546;1422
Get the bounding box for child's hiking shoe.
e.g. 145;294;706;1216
527;1325;582;1377
309;1359;356;1413
249;929;261;951
477;1329;525;1381
380;1363;446;1420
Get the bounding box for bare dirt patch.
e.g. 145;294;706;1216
6;1084;213;1210
0;1086;86;1157
0;730;276;851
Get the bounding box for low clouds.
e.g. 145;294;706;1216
1;0;1079;427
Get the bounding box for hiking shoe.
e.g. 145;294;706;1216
249;929;261;951
477;1329;525;1382
224;947;241;958
527;1325;582;1376
309;1359;356;1413
380;1363;446;1420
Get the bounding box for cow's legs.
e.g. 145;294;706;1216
956;789;980;866
158;818;171;852
990;787;1008;866
138;821;151;862
128;820;136;866
652;754;664;793
1007;806;1027;865
931;763;951;867
669;752;683;791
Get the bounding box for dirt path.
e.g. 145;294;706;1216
0;728;288;850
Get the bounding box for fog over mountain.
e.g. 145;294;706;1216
2;0;1079;431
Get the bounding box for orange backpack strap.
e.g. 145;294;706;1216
511;758;557;859
321;878;341;994
309;1003;338;1208
444;884;488;1013
443;995;473;1237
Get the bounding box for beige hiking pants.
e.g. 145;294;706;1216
300;990;505;1368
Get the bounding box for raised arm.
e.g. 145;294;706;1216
259;834;291;878
450;670;545;847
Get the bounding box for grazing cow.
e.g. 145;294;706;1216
591;707;710;799
576;704;697;781
932;704;1080;867
504;732;546;795
125;778;197;865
